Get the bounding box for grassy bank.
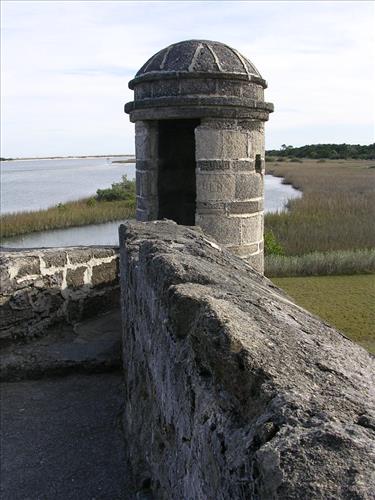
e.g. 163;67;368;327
1;176;136;240
273;275;375;353
1;198;136;240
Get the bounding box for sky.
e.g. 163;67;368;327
1;0;374;157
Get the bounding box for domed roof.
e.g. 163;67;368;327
136;39;262;79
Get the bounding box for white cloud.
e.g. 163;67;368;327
1;0;374;156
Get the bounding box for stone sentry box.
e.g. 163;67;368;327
125;39;273;272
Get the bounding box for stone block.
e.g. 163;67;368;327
249;129;265;157
228;200;263;215
180;79;216;95
231;159;254;172
91;248;117;259
67;249;93;265
152;80;179;97
196;201;226;214
42;251;67;268
241;84;264;100
136;170;157;197
0;260;13;294
227;243;259;257
235;173;263;200
197;160;230;171
16;257;40;278
196;173;235;202
135;122;158;160
215;80;242;97
91;260;118;288
195;128;248;160
134;82;152;100
196;214;241;245
66;267;86;289
241;215;263;245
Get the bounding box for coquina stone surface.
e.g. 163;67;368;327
119;220;375;499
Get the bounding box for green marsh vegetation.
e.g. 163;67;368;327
1;175;136;239
264;158;375;276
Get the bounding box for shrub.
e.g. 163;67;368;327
264;230;284;256
96;175;136;202
86;197;97;207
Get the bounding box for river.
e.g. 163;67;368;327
1;158;301;248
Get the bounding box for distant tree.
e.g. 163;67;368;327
266;143;375;160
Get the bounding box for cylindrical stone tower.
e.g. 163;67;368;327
125;39;273;273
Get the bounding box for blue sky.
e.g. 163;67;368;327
1;0;374;157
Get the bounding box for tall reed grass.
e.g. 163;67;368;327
265;159;375;256
265;249;375;277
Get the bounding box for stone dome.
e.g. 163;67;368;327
125;39;273;122
137;39;261;76
130;40;265;88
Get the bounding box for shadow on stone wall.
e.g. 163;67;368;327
0;247;120;345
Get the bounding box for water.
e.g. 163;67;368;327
1;160;301;248
265;174;302;213
1;157;136;214
2;220;129;248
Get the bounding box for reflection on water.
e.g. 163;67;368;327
1;161;301;248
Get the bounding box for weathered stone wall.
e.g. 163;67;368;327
0;247;119;343
119;221;375;499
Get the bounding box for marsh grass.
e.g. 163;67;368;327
265;159;375;256
265;249;375;277
1;198;136;239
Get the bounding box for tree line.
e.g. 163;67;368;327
266;143;375;160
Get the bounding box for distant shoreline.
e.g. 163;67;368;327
1;154;135;162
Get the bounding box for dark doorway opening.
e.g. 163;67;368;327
158;119;200;225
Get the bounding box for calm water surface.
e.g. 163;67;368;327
1;157;135;214
1;159;301;248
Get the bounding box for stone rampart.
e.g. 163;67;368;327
119;220;375;499
0;247;119;343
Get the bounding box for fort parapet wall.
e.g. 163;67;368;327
119;220;375;499
0;247;119;343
